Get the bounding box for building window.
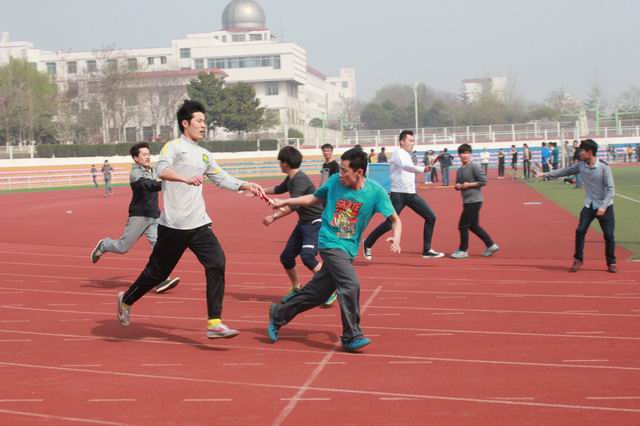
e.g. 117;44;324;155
207;55;280;70
67;61;77;74
147;57;155;65
195;58;205;69
142;126;154;142
180;48;191;59
266;83;279;96
127;58;137;71
88;81;98;94
222;36;227;42
87;60;97;73
160;56;167;64
46;62;57;75
342;82;349;89
107;59;118;70
125;127;137;143
249;34;263;41
232;34;246;42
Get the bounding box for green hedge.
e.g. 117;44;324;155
36;140;278;158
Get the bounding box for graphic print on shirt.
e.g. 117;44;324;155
331;199;362;239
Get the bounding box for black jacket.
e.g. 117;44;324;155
128;164;161;218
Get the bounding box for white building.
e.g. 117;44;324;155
462;76;507;103
0;0;356;143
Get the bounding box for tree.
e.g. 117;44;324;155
221;82;270;133
186;72;226;132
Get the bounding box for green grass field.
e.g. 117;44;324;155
526;165;640;260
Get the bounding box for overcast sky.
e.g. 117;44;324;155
2;0;638;103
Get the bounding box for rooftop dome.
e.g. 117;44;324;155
222;0;267;31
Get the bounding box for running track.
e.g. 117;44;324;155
0;174;639;425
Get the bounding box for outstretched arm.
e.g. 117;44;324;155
385;213;402;254
271;194;322;209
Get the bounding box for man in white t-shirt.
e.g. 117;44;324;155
363;130;443;260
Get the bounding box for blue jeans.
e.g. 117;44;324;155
575;205;616;265
442;167;450;186
280;221;321;270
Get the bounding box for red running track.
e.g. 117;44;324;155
0;173;639;425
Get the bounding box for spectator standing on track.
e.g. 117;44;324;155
626;145;634;162
320;143;340;186
423;150;432;184
377;146;388;163
429;150;440;183
438;148;454;186
573;141;583;189
552;142;560;170
267;148;402;352
90;165;98;188
368;148;377;164
116;100;267;339
537;139;617;273
450;144;500;260
101;160;113;197
541;142;551;173
480;148;490;177
497;149;505;179
262;146;336;306
363;130;442;260
510;145;518;180
522;143;532;179
91;142;180;294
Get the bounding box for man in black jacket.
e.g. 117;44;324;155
90;142;180;294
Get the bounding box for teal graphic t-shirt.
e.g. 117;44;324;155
314;174;395;258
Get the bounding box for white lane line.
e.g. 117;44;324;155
305;362;347;365
378;297;408;300
63;338;96;342
417;333;454;337
0;339;31;342
183;398;232;402
62;365;102;368
563;360;609;363
60;319;91;322
491;397;535;401
436;296;467;299
388;361;433;365
565;332;606;335
0;409;127;425
366;313;400;316
563;310;599;313
47;304;77;307
379;397;419;401
432;312;465;315
272;285;383;426
0;399;43;402
0;320;30;323
140;337;168;341
6;361;640;413
5;280;24;282
223;363;264;366
141;364;181;367
587;396;640;400
89;399;137;402
41;281;59;284
617;193;640;203
280;398;331;401
0;291;24;295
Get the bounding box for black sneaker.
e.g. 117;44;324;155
363;245;372;261
422;249;444;259
155;277;180;294
90;240;104;264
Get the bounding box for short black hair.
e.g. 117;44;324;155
321;143;334;151
177;100;206;133
277;146;303;169
457;143;472;154
542;142;546;146
579;139;598;156
130;142;150;158
341;147;368;174
399;130;414;142
381;147;385;151
354;144;363;150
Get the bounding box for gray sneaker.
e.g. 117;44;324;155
91;240;104;264
155;277;180;294
117;292;130;327
363;245;372;261
482;244;500;257
450;250;469;259
206;323;239;339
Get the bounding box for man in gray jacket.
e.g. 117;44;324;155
450;144;499;259
116;100;267;338
538;139;617;273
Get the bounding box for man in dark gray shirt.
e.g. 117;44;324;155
539;139;617;273
263;146;333;304
437;148;455;186
450;144;499;259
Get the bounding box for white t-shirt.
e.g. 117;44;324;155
480;151;490;164
390;148;424;194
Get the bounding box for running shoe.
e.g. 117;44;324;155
206;323;239;339
280;287;301;303
450;250;469;259
342;337;371;353
267;304;279;342
608;264;618;273
324;292;337;306
569;259;583;273
155;277;180;294
117;291;130;327
422;249;444;259
363;244;372;261
481;244;500;257
91;240;104;264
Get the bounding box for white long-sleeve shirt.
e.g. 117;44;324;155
156;137;245;230
390;148;424;194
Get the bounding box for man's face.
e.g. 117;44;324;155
579;149;591;161
459;152;472;164
183;112;207;141
322;148;333;161
134;147;151;167
339;159;362;188
400;134;415;152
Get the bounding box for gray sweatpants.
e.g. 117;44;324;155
271;248;363;344
101;216;157;254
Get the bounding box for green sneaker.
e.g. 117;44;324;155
324;292;337;306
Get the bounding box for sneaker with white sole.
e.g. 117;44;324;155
91;240;104;264
422;249;444;259
482;244;500;257
323;292;337;306
363;245;372;261
155;277;180;294
342;337;371;353
450;250;469;259
117;291;130;327
206;323;239;339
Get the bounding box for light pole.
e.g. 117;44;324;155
414;82;419;141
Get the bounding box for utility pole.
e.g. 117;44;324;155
414;82;419;141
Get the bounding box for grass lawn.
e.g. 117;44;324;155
525;165;640;260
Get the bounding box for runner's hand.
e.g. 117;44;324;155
386;237;401;254
185;176;204;186
262;215;275;226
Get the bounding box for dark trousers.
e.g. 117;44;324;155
458;202;494;251
482;163;489;176
442;167;450;186
498;162;505;177
364;192;436;255
123;224;227;319
523;160;531;178
575;205;616;265
280;221;321;270
271;249;363;344
431;168;439;182
542;162;550;173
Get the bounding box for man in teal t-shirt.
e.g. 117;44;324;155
267;148;402;352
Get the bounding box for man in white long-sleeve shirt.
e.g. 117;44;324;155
363;130;443;259
116;100;267;338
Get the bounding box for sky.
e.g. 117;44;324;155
2;0;639;103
